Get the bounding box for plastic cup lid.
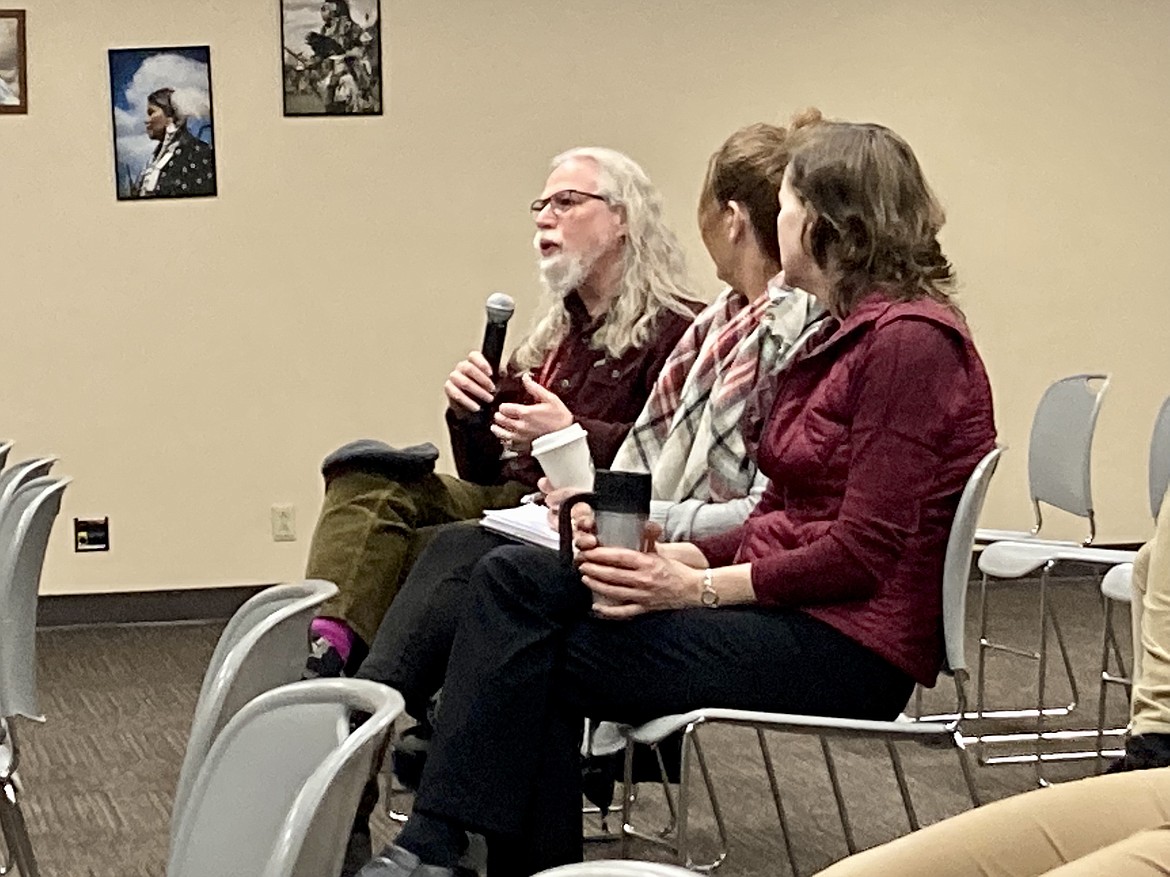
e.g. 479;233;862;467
531;422;588;457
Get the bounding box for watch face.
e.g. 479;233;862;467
701;589;718;607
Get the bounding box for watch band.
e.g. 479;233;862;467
701;568;720;607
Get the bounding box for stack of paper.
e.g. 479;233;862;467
480;502;560;552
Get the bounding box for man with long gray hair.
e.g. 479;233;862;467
303;146;700;680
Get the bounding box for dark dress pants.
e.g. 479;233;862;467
413;544;916;876
354;521;518;720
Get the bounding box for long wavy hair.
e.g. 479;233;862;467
785;121;955;317
513;147;699;370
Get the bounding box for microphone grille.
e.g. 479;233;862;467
485;292;515;323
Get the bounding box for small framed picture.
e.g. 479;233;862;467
0;9;28;115
108;46;218;201
280;0;383;116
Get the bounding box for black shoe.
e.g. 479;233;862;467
304;637;347;679
1106;733;1170;773
357;844;475;877
391;723;432;790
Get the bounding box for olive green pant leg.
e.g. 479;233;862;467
306;471;528;644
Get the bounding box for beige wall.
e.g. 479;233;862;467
1;1;1167;595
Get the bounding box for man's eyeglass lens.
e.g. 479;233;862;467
530;190;606;217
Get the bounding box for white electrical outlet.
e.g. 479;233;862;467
271;504;297;542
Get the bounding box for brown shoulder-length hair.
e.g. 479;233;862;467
784;121;955;316
700;108;823;265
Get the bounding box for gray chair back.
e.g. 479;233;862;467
941;448;1003;677
170;580;338;840
0;441;14;473
1149;395;1170;520
1026;374;1108;522
0;457;57;529
167;678;403;877
0;477;70;722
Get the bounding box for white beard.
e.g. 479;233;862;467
538;250;598;300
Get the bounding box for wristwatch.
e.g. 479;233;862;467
700;568;720;608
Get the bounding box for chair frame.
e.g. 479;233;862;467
1096;565;1133;770
170;580;339;840
611;448;1001;874
976;374;1110;548
971;394;1170;782
968;375;1110;773
1092;396;1170;768
260;679;405;877
0;720;36;877
0;477;71;877
968;541;1135;783
166;678;403;877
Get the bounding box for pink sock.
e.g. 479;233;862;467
309;617;355;661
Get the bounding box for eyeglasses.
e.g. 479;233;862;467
529;189;609;218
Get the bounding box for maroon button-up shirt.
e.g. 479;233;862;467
447;292;697;488
695;293;996;685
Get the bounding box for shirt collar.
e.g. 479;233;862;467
564;290;604;333
802;290;969;361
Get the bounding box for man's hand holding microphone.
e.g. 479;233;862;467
444;292;572;454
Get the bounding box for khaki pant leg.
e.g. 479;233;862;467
306;470;527;643
1133;540;1152;701
1134;491;1170;736
814;769;1170;877
1042;824;1170;877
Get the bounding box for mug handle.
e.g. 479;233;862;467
558;491;596;564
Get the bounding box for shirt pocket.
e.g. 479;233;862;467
576;357;642;401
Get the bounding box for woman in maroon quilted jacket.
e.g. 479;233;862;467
357;120;997;877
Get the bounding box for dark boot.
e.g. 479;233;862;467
391;723;433;790
1105;733;1170;773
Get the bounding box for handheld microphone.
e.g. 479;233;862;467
482;292;515;379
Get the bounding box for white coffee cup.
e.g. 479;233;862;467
531;422;595;491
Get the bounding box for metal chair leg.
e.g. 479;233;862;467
650;743;677;837
1034;565;1052;785
1046;589;1081;716
622;724;726;873
1095;598;1133;771
757;729;799;877
619;745;684;855
957;742;983;808
619;742;635;860
820;737;857;855
972;560;1101;776
0;779;37;877
885;742;919;831
1097;598;1115;769
688;731;728;872
675;724;693;869
976;571;992;725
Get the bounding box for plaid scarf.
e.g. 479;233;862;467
611;280;825;502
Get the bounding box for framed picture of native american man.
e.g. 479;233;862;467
0;10;28;115
280;0;383;116
108;46;218;200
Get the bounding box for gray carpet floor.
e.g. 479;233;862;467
11;575;1130;876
